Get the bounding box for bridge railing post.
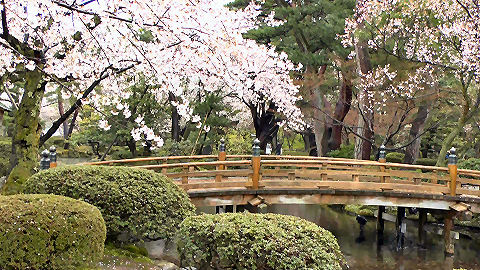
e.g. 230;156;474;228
251;138;261;189
378;145;387;183
448;147;457;196
216;138;226;182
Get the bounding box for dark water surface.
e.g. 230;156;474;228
200;205;480;270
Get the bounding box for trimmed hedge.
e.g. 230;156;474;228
0;194;106;270
177;213;346;270
25;165;196;241
386;152;405;163
415;158;437;167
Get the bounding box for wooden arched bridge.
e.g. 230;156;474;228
86;142;480;254
86;152;480;212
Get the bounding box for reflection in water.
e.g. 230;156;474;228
256;205;480;270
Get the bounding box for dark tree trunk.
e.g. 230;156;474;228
404;104;430;164
329;75;352;150
169;93;181;142
250;103;280;151
127;138;137;157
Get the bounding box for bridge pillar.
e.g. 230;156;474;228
376;206;385;242
252;138;261;189
443;210;456;255
216;138;226;182
418;208;427;248
396;207;406;250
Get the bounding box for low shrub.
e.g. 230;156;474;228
108;148;133;160
0;194;106;270
25;165;196;241
459;158;480;171
386;152;405;163
415;158;437;167
177;213;346;270
327;144;354;159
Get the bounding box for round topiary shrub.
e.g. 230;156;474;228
177;213;346;270
386;152;405;163
0;194;106;270
25;165;196;241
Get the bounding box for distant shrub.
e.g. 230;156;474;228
0;139;11;177
386;152;405;163
177;213;346;270
415;158;437;167
459;158;480;171
225;129;252;155
25;165;195;241
327;144;354;159
0;194;105;270
109;148;133;160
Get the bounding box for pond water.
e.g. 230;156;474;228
200;205;480;270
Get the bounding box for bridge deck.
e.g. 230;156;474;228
87;155;480;212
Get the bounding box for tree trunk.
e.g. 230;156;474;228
404;104;430;164
2;70;45;195
329;75;352;150
127;138;137;157
57;94;69;140
169;93;181;142
354;40;374;160
309;66;328;156
63;108;79;150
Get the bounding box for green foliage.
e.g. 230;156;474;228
386;152;405;163
225;129;253;155
459;158;480;171
238;0;355;67
177;213;346;270
108;147;133;160
326;144;354;159
24;165;196;241
0;194;106;270
155;139;194;156
415;158;437;167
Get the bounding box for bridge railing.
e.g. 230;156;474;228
84;139;480;197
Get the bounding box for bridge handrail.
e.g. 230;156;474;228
84;154;377;166
135;160;251;170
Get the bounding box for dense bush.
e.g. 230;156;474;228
326;144;354;159
415;158;437;167
25;165;196;241
0;194;106;270
459;158;480;170
386;152;405;163
177;213;346;270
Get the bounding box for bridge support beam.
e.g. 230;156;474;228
376;206;385;245
443;210;456;255
396;207;405;250
418;208;427;248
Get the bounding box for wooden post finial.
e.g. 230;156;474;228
253;138;261;157
40;149;50;170
379;145;386;161
219;138;226;152
49;146;57;168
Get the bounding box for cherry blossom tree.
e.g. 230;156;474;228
343;0;480;164
0;0;301;193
